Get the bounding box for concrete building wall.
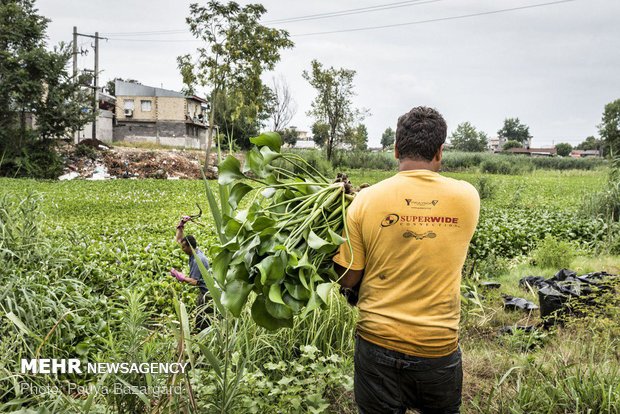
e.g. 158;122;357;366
156;97;186;121
77;110;114;144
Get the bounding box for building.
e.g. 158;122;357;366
113;80;210;149
75;92;116;144
570;149;601;158
488;136;506;152
290;127;316;149
504;147;557;157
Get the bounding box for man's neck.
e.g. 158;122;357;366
398;159;439;172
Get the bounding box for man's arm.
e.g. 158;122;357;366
334;262;364;288
175;216;191;244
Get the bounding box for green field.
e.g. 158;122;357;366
1;168;619;413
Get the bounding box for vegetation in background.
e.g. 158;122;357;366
449;122;489;152
497;117;532;144
555;142;573;157
599;98;620;156
530;234;577;269
380;127;395;150
177;1;294;161
303;60;366;161
0;0;93;178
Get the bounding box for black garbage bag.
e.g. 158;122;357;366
519;276;548;290
552;268;577;281
502;295;539;311
480;281;501;289
538;285;572;326
499;325;537;335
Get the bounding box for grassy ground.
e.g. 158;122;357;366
0;168;618;413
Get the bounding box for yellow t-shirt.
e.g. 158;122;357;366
333;169;480;357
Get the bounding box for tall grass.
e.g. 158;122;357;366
288;149;606;174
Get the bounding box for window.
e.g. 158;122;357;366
123;100;134;110
141;100;152;112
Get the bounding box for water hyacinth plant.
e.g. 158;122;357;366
205;132;355;330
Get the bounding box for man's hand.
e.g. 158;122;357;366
176;215;192;229
170;268;187;282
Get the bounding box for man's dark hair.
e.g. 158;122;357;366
395;106;447;161
182;235;197;249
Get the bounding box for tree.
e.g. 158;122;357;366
303;60;366;161
281;128;298;147
270;75;296;132
311;122;329;148
503;140;523;151
575;136;602;151
344;124;368;151
178;1;294;165
381;127;395;150
0;0;92;163
498;118;532;144
449;122;488;152
598;99;620;156
555;142;573;157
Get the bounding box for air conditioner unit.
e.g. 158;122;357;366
124;109;133;117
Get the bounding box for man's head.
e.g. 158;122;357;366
395;106;447;170
181;235;197;255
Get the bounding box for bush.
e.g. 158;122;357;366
331;150;397;171
276;149;334;178
474;176;497;200
530;234;577;269
0;140;64;179
582;156;620;222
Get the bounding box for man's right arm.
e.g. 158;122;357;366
175;216;191;244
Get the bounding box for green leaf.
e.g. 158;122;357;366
301;291;322;318
228;182;253;210
218;155;245;185
307;230;336;253
222;280;254;317
265;296;294;319
252;216;276;232
316;283;333;304
261;187;276;198
250;132;282;152
226;263;250;284
284;280;311;301
251;296;293;330
328;229;346;246
260;145;283;164
268;284;286;305
212;250;233;286
244;147;265;177
282;293;304;313
255;251;287;285
75;342;90;356
202;174;223;242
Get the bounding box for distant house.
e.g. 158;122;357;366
291;128;316;149
488;136;507;152
570;149;601;158
504;147;557;157
113;80;210;149
76;91;116;144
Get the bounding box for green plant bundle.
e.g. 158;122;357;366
206;132;354;330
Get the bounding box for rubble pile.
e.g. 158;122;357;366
58;142;219;180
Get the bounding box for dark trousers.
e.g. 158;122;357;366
354;335;462;414
195;292;213;331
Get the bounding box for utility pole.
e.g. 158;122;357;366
72;28;107;142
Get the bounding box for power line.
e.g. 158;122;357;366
102;0;445;35
294;0;579;37
104;0;578;42
264;0;446;24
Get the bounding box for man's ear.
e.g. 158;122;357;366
394;146;399;160
434;144;444;162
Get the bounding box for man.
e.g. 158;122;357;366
171;216;212;329
333;107;480;414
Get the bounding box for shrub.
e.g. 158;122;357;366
0;140;64;179
276;149;334;177
474;176;497;200
331;150;396;171
530;234;577;269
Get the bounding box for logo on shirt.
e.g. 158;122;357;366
405;199;439;207
381;214;400;227
403;230;437;240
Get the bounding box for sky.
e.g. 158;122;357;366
37;0;620;148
